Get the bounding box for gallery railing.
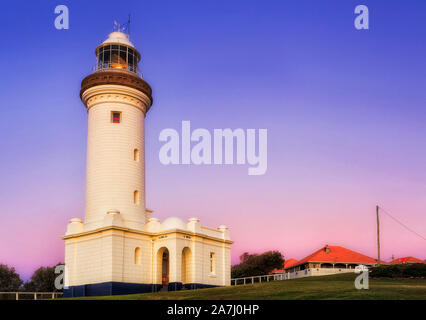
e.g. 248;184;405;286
91;63;143;78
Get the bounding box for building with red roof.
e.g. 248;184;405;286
282;245;386;279
390;256;425;264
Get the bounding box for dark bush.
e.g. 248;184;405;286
0;264;23;291
370;264;426;278
23;263;64;292
231;251;284;278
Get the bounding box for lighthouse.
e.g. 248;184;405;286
80;31;152;231
63;29;232;297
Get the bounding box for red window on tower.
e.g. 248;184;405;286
112;112;121;123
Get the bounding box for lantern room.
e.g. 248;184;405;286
95;31;141;74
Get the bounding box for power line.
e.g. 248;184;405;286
378;206;426;241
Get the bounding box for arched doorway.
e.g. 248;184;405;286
181;247;192;285
157;247;169;286
162;250;169;285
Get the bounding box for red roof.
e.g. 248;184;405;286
284;258;299;269
271;259;299;273
285;245;386;269
390;256;425;264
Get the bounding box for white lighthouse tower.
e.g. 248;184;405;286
63;29;232;297
80;31;152;231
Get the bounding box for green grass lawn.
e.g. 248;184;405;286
68;274;426;300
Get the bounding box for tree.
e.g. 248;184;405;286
23;263;63;292
231;251;284;278
0;264;23;291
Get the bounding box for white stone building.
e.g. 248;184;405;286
63;31;232;297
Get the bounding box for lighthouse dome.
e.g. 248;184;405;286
102;31;135;48
161;217;187;231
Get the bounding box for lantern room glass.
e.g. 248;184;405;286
97;44;138;74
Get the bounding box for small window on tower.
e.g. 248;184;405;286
134;190;140;205
112;112;121;124
134;149;140;162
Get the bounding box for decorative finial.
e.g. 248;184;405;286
113;16;131;35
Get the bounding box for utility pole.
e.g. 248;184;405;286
376;205;380;266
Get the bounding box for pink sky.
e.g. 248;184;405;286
1;145;425;280
1;0;426;281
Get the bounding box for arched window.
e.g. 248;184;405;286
134;247;142;265
134;190;140;205
134;149;140;162
210;252;216;274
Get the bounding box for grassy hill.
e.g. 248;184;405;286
70;273;426;300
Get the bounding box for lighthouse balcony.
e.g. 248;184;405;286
92;62;142;78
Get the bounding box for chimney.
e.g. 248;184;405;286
324;245;330;254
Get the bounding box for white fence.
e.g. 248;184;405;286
285;267;355;280
0;292;63;300
231;267;357;286
231;274;286;285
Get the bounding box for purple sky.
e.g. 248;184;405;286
1;0;425;280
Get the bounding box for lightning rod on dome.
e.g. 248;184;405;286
112;14;131;35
